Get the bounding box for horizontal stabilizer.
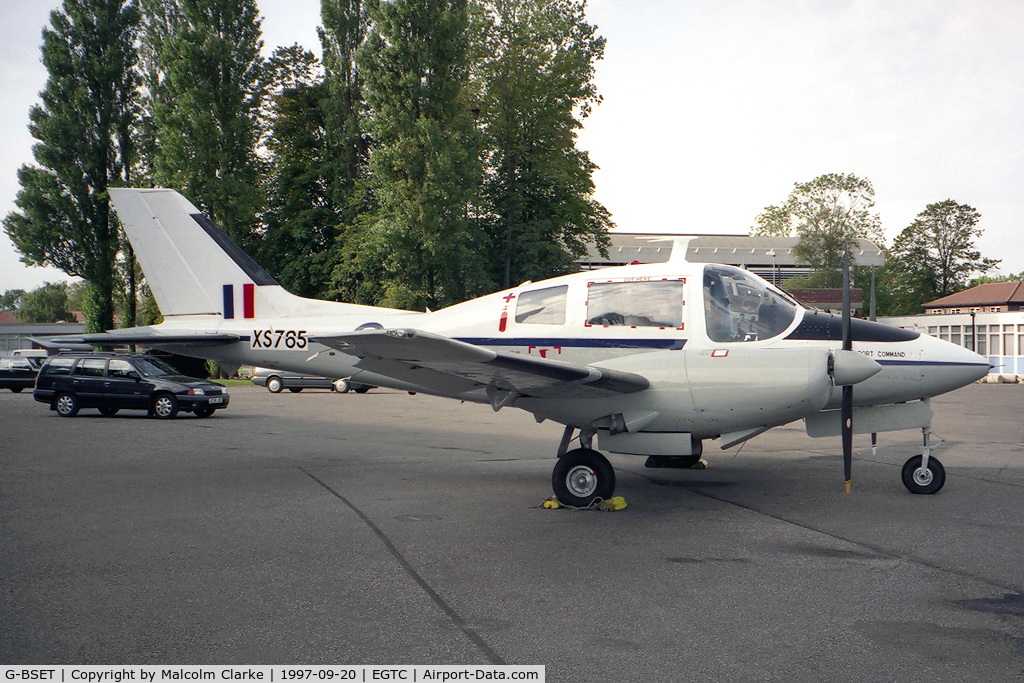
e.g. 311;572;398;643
312;328;649;400
44;332;241;348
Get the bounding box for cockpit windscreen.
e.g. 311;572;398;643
703;265;799;342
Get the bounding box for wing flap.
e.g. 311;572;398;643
312;328;649;399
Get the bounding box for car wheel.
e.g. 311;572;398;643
55;392;80;417
152;393;179;419
267;377;283;393
98;406;120;417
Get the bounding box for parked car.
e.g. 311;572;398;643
251;367;373;394
0;355;43;392
33;352;229;418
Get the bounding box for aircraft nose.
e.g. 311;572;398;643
920;333;991;395
831;349;882;386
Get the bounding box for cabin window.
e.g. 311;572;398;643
703;265;798;342
515;285;567;325
586;279;685;328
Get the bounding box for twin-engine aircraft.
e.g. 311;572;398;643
59;188;989;506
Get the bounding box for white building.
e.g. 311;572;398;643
880;282;1024;380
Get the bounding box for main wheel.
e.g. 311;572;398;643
152;393;179;419
98;406;120;417
334;379;350;393
551;448;616;507
645;454;703;469
901;454;945;494
194;407;215;418
55;392;79;417
266;377;284;393
288;387;303;393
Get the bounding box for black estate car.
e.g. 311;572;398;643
0;355;43;392
33;352;229;418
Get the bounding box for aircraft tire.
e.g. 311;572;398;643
552;448;615;507
901;454;945;495
194;408;215;418
98;407;120;417
334;379;350;393
267;377;284;393
645;454;702;469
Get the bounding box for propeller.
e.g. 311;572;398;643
841;249;853;493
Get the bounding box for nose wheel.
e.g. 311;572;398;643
901;427;946;494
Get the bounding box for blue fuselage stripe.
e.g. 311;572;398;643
455;337;687;350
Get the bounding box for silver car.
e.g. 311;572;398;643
250;367;372;394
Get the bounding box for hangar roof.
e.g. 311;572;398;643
585;234;885;268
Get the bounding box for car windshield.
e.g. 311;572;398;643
133;357;181;378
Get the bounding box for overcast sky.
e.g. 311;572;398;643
2;0;1022;294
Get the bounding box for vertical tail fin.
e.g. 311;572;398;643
109;188;276;317
109;188;386;320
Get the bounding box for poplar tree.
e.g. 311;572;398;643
144;0;266;247
358;0;482;310
474;0;612;289
3;0;140;332
260;45;337;297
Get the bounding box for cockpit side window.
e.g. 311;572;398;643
703;265;797;342
515;285;567;325
586;279;685;328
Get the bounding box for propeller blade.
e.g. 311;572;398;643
843;384;853;493
842;249;852;493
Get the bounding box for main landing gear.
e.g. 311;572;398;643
551;427;616;507
901;427;946;495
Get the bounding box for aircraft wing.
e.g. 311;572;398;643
312;328;649;405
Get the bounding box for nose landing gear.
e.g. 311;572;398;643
901;427;946;494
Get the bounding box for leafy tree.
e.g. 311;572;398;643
3;0;140;332
144;0;266;248
0;290;27;313
17;283;76;324
259;45;336;297
753;173;882;288
357;0;482;310
884;200;999;314
473;0;611;289
969;271;1024;286
319;0;370;212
